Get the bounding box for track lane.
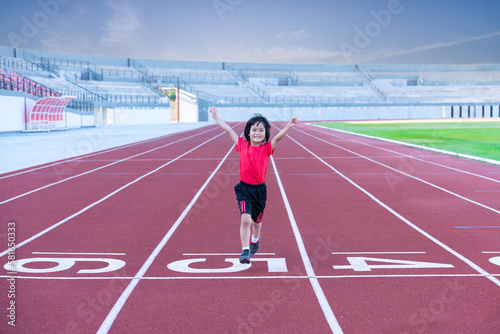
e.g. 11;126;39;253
308;125;500;197
3;121;499;333
301;127;500;211
0;127;231;261
288;126;500;275
287;125;500;279
98;123;337;333
0;125;215;180
0;126;219;202
271;123;500;332
0;126;240;333
308;124;500;181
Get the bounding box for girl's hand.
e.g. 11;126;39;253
289;117;298;127
209;107;218;118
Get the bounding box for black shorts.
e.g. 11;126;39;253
234;181;267;224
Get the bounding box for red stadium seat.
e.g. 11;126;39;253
0;70;62;98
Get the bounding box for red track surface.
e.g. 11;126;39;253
1;122;500;333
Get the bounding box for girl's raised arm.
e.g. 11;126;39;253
271;117;298;150
210;107;239;146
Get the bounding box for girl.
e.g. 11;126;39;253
210;107;298;263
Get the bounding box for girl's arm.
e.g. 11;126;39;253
271;117;298;150
210;107;239;145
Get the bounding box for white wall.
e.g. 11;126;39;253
210;106;445;122
114;107;171;125
179;90;198;122
66;111;95;128
0;95;36;131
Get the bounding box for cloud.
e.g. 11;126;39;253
159;46;189;61
275;29;309;41
361;31;500;63
39;27;93;54
100;0;142;47
253;46;345;63
200;30;500;64
178;28;343;64
32;6;96;55
199;42;345;64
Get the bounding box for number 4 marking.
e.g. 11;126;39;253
333;257;454;272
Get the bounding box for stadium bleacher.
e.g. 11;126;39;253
1;48;499;120
0;69;61;98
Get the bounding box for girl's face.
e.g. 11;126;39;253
249;122;266;146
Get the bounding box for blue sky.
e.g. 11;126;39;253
1;0;499;64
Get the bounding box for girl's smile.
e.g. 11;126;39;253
250;122;266;146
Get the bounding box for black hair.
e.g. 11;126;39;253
244;114;271;143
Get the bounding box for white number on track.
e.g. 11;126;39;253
5;257;126;274
333;257;454;272
489;256;500;266
167;257;288;273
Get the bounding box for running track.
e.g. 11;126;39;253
1;122;500;333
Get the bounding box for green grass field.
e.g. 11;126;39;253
315;120;500;162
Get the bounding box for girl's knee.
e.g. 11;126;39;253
241;213;253;226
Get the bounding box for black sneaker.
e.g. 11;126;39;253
239;249;251;264
250;236;260;256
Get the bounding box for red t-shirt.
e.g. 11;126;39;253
236;137;274;185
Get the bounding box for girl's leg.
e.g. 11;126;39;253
240;213;253;248
252;221;262;239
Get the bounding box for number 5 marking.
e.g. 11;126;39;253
167;257;288;273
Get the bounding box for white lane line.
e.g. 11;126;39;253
271;156;344;334
483;251;500;254
32;252;126;256
332;252;426;255
97;142;236;334
0;138;160;179
296;129;500;215
316;273;500;278
287;134;500;288
309;125;500;182
4;273;500;280
182;253;276;256
0;130;228;258
0;127;218;205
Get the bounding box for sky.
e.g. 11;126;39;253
1;0;500;65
